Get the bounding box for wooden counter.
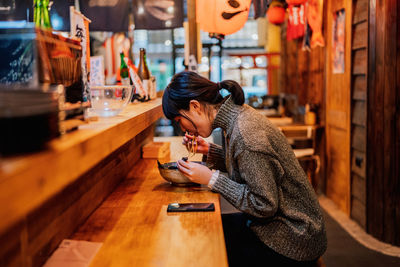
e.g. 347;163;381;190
0;99;163;266
72;157;228;267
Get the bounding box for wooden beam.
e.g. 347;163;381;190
187;0;199;62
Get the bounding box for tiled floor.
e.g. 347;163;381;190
322;208;400;267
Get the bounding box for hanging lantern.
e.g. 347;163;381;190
267;6;286;25
286;0;308;5
267;1;286;25
196;0;251;35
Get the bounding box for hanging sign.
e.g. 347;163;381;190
332;9;345;74
287;4;306;41
196;0;251;35
79;0;129;32
132;0;184;30
70;7;91;102
90;56;105;86
307;0;325;48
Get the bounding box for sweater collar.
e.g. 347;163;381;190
212;96;242;132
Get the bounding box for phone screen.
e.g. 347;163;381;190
167;203;215;212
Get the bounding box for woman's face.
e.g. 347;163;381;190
175;100;214;137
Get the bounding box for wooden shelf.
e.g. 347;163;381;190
0;99;163;236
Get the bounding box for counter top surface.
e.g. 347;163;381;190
72;138;228;267
0;99;163;236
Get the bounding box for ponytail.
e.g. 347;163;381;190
162;71;245;120
219;80;245;105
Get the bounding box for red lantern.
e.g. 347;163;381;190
196;0;251;35
267;6;286;25
286;0;308;5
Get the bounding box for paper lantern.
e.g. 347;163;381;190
196;0;251;35
286;0;308;5
267;6;286;25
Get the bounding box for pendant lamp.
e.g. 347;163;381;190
197;0;251;35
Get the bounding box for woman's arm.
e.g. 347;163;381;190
203;143;228;172
210;150;283;218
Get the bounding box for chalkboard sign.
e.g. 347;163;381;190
0;23;38;87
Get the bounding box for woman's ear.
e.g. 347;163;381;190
189;100;202;114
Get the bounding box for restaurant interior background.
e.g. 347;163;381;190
0;0;400;266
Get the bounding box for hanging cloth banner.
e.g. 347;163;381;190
79;0;129;32
132;0;184;30
197;0;251;36
307;0;325;48
70;7;91;102
0;0;30;21
286;4;306;41
252;0;268;19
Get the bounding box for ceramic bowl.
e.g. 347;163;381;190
158;161;205;186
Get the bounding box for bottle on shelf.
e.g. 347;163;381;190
34;0;52;29
119;52;130;86
137;48;151;100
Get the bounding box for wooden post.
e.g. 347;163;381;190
187;0;199;62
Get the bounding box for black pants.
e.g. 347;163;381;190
222;213;317;267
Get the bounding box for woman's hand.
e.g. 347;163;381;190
177;159;213;185
182;133;210;155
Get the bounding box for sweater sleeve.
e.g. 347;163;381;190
204;143;227;172
211;150;283;218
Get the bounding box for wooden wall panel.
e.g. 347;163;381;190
280;18;326;193
350;0;368;230
367;0;400;245
351;150;366;178
325;126;350;212
352;75;367;100
352;173;366;204
351;196;366;229
351;125;366;152
352;48;367;74
352;101;366;126
353;0;368;24
325;0;352;214
352;22;368;49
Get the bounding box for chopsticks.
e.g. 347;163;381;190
186;132;197;158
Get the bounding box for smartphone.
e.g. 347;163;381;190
167;203;215;212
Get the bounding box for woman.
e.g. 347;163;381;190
162;71;327;266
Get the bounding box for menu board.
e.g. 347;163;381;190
0;24;38;87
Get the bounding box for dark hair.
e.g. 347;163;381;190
162;71;244;120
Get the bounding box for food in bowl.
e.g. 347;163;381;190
157;160;205;186
90;85;133;117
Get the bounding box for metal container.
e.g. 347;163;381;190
0;87;62;155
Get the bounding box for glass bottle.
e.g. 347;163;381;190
34;0;52;29
34;0;39;25
42;0;52;29
137;48;151;100
119;52;130;85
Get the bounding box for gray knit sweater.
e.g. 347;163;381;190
206;97;327;261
